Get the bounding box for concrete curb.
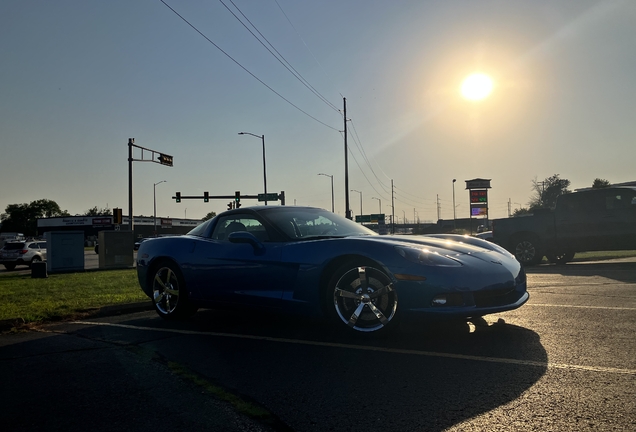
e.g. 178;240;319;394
0;301;154;333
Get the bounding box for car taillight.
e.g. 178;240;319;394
20;249;28;254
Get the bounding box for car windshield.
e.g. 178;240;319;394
261;207;377;240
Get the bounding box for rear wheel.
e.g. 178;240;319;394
326;262;399;334
151;262;197;320
512;236;544;266
29;256;42;268
546;250;575;265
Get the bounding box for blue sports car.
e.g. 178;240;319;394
136;206;528;334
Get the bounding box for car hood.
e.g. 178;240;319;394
355;234;515;261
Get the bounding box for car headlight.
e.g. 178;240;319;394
394;246;462;267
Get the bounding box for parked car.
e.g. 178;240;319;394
0;240;47;270
492;187;636;265
136;206;528;334
134;238;150;251
475;231;494;242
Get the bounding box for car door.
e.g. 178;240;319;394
187;214;295;306
556;191;604;251
597;189;636;250
38;242;47;260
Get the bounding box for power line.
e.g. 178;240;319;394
222;0;340;113
160;0;339;132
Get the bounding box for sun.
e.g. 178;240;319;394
461;73;493;101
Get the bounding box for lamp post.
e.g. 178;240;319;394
153;180;167;236
452;179;457;229
318;173;334;212
238;132;267;204
372;197;381;213
351;189;362;217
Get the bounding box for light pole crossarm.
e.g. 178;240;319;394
318;173;335;212
238;132;267;204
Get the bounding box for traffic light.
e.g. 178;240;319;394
113;208;123;225
227;201;233;210
175;192;181;203
158;153;173;166
204;191;209;203
235;191;241;208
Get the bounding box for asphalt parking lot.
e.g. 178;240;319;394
2;259;635;431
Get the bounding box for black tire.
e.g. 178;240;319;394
512;236;544;266
150;261;197;320
4;264;16;271
546;250;575;265
325;261;399;334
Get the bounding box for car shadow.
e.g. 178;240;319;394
136;308;548;432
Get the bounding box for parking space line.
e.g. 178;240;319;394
527;303;636;311
71;321;636;376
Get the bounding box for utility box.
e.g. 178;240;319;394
98;231;134;269
45;231;85;273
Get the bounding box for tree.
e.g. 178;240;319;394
592;178;611;188
202;211;217;221
84;206;111;216
1;199;70;236
512;207;532;217
528;174;571;210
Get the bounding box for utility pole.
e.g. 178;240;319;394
391;179;395;234
344;98;351;219
128;138;133;231
508;198;512;217
436;195;441;221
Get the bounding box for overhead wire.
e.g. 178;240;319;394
159;0;339;131
222;0;341;113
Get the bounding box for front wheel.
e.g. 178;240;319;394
4;264;16;271
151;262;197;320
326;262;399;334
512;236;544;266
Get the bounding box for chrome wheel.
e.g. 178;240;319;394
332;266;398;333
153;266;180;316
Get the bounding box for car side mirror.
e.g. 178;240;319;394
228;232;265;254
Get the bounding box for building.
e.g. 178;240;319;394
37;215;202;243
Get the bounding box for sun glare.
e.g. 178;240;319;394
461;73;493;101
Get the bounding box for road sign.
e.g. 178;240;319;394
258;193;279;202
355;214;385;223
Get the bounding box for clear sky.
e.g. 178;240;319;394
1;0;635;223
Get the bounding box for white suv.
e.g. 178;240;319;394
0;240;47;271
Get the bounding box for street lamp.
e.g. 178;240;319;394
452;179;457;229
318;173;334;212
372;197;381;213
153;180;167;236
351;189;362;217
238;132;267;204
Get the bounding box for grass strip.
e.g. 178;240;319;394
0;269;147;324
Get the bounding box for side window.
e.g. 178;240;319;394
211;216;269;242
38;242;47;249
29;243;39;249
605;193;635;210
